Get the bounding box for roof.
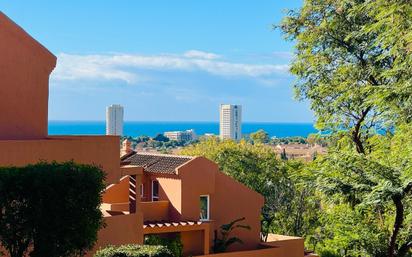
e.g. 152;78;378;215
121;152;194;174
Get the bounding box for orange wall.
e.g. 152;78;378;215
177;157;264;252
212;171;264;251
178;157;216;221
87;213;144;257
0;12;56;140
261;235;304;257
141;201;170;221
157;176;182;221
181;230;205;256
103;176;130;203
195;246;285;257
142;174;183;221
0;136;122;185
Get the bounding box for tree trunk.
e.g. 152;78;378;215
388;195;404;257
352;130;365;154
351;107;371;154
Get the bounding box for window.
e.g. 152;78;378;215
140;184;144;198
200;195;210;221
152;180;159;201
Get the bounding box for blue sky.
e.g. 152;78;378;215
0;0;313;122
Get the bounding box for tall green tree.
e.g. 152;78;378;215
280;0;398;154
280;1;412;256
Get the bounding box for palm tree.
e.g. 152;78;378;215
212;217;251;253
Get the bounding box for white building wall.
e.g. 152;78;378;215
106;104;124;136
219;104;242;140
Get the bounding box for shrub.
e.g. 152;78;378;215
0;161;106;257
319;250;342;257
145;234;183;257
94;244;173;257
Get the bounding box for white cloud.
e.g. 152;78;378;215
51;51;290;84
183;50;221;60
272;51;294;60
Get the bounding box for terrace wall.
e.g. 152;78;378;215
195;245;285;257
0;136;122;184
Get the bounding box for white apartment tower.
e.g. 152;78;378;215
219;104;242;140
106;104;124;136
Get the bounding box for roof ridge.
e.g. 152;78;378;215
135;152;194;159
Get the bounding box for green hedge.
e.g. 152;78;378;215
0;161;106;257
94;244;173;257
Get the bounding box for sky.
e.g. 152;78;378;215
0;0;313;122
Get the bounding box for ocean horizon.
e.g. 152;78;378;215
48;120;318;138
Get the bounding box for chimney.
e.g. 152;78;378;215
121;139;133;156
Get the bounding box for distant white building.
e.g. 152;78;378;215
219;104;242;140
164;129;197;142
106;104;124;136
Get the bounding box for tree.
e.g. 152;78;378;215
280;1;412;256
153;134;169;142
0;162;106;257
280;0;398;154
312;129;412;257
270;136;307;145
250;129;270;144
212;217;251;253
360;0;412;123
280;148;288;160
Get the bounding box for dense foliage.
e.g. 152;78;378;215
250;129;270;144
279;0;412;257
94;244;173;257
145;234;183;257
121;135;192;154
0;161;106;257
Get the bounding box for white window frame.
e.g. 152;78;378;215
140;184;144;198
152;180;159;202
199;195;210;221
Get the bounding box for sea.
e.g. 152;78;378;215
48;121;317;138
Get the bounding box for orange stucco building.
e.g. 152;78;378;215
0;11;307;257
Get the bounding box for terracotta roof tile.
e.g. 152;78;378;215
121;152;194;174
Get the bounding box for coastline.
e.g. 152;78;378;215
48;120;317;138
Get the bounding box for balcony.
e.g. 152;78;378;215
141;200;170;222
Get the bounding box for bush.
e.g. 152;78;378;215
0;161;106;257
145;234;183;257
94;244;173;257
319;250;342;257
